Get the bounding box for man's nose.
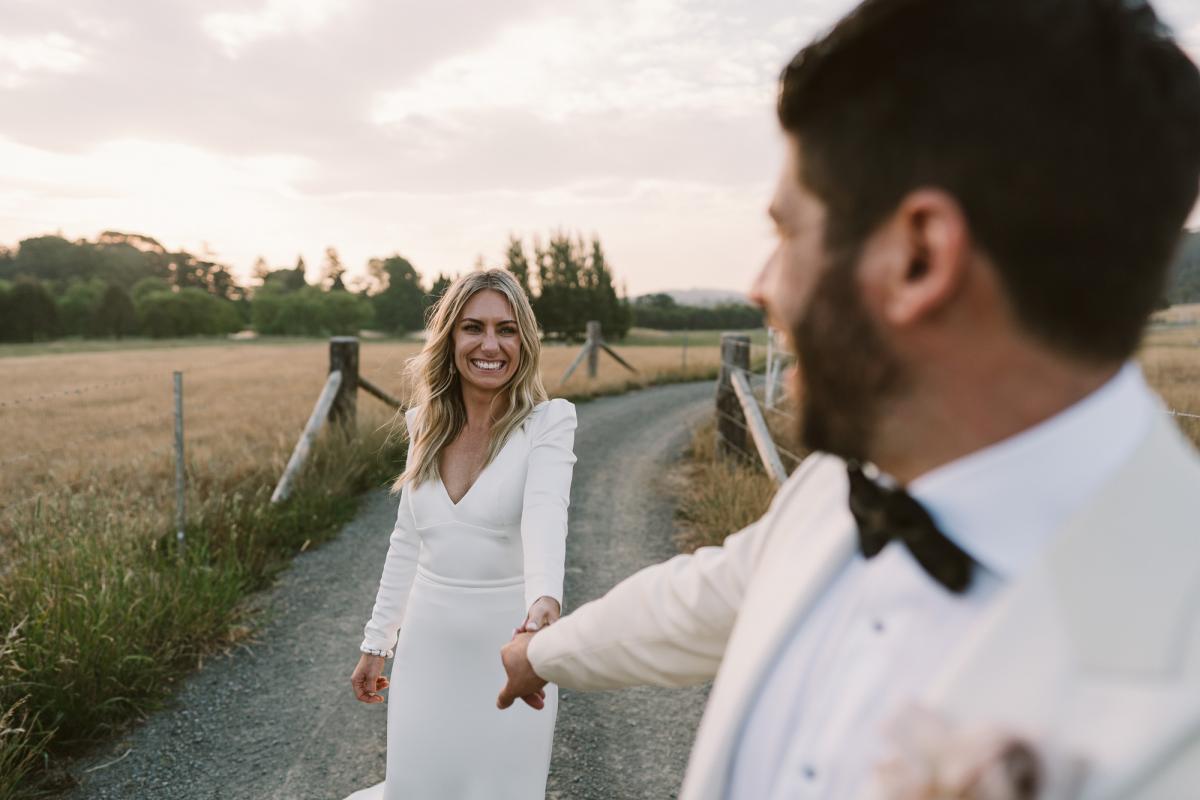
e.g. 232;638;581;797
748;253;772;310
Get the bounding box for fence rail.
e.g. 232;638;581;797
713;328;1200;484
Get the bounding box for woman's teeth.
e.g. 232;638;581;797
471;359;505;372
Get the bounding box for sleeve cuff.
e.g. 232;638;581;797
524;584;563;616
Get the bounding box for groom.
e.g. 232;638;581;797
499;0;1200;797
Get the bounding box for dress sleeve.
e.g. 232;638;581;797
520;399;578;613
360;407;423;656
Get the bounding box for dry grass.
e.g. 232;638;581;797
672;417;782;553
0;340;724;535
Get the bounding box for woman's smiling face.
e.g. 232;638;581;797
452;288;521;392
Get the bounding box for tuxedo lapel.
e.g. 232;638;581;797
883;414;1200;799
681;456;858;799
922;414;1199;713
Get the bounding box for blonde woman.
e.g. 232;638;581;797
343;269;576;800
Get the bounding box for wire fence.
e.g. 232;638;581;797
0;377;179;522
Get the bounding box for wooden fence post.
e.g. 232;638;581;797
558;321;637;386
716;332;750;459
173;371;186;552
329;336;358;433
586;321;601;378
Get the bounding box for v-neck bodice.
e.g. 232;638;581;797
360;398;577;621
436;429;519;508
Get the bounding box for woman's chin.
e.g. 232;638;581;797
461;368;513;391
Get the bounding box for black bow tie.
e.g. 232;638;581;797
846;462;974;594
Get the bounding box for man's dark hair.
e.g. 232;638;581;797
779;0;1200;362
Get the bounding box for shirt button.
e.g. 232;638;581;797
872;618;886;633
802;765;817;781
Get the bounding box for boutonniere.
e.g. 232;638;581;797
872;704;1087;800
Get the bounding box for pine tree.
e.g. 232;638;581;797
504;235;533;298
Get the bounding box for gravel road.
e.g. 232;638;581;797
66;380;715;800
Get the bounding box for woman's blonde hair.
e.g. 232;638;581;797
390;269;547;492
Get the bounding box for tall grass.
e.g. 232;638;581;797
673;418;781;553
0;417;406;796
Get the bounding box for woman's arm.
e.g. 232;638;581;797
519;399;578;615
360;409;423;656
360;484;422;655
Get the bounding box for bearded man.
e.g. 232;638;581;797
497;1;1200;797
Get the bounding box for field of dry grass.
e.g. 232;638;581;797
0;339;722;537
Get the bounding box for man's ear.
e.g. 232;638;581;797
876;189;970;327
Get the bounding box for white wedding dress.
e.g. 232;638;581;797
344;399;577;800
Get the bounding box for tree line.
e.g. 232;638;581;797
0;230;636;343
630;293;763;330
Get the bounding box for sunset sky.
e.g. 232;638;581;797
3;0;1199;297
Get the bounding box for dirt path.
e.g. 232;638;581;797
67;380;715;800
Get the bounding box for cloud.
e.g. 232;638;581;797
203;0;352;58
0;31;88;88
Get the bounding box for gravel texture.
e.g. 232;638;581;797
65;380;715;800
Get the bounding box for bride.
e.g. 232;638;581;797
344;269;577;800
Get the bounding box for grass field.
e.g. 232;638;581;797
0;338;732;530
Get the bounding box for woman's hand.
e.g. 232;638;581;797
516;596;560;634
351;653;390;704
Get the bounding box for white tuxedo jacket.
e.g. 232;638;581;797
527;414;1200;799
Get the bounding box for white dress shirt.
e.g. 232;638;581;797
727;362;1158;799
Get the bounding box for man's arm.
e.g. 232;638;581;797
523;518;767;691
496;520;765;709
496;453;833;708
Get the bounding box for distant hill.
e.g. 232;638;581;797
639;288;752;308
1167;228;1200;306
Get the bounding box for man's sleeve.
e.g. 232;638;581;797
527;516;769;690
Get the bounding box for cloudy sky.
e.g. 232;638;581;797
2;0;1199;296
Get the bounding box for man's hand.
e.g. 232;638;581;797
497;631;549;710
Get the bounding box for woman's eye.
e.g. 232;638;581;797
500;327;517;336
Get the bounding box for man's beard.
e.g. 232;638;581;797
791;246;905;463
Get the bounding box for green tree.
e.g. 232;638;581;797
586;238;631;340
137;288;241;338
369;255;427;334
319;289;374;335
0;280;60;341
259;261;308;294
504;236;534;298
131;276;173;304
56;277;107;336
93;285;139;338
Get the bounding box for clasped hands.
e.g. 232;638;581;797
496;595;558;711
350;596;559;708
